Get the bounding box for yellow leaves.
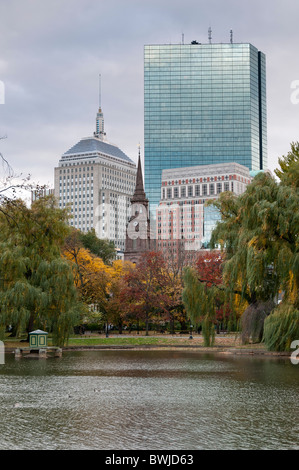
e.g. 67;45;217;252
287;270;297;304
110;259;134;279
62;242;137;312
248;236;259;248
233;294;248;318
248;233;268;253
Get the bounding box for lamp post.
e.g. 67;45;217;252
189;321;193;340
106;292;113;338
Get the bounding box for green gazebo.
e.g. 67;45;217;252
29;330;48;349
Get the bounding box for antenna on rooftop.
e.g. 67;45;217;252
99;73;101;109
99;73;102;109
95;74;106;140
208;26;212;44
230;29;233;44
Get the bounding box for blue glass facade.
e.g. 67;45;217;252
144;43;267;216
202;205;221;248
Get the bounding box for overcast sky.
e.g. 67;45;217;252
0;0;298;194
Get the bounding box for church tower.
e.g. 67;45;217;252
124;147;155;264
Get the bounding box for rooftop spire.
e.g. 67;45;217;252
99;73;101;109
94;74;106;140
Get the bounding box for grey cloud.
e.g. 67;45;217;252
0;0;298;186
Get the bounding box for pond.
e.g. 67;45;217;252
0;349;298;450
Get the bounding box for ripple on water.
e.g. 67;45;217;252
0;350;298;450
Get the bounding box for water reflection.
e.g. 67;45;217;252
0;350;298;450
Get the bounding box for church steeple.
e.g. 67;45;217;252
131;145;148;204
124;145;155;264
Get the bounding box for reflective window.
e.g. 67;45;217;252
144;43;267;214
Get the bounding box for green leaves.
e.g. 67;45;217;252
263;303;299;351
0;195;81;345
79;228;116;265
208;141;299;350
210;170;299;306
274;141;299;185
182;266;217;346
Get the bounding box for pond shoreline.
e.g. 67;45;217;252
4;343;291;357
62;345;291;357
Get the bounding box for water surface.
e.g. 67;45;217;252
0;350;298;450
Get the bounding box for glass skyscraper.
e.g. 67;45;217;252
144;42;267;215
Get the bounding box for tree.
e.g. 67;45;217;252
79;228;116;265
262;142;299;350
241;300;275;344
210;173;283;304
159;243;192;333
195;251;224;287
0;136;43;208
62;229;88;293
194;250;236;331
274;141;299;183
209;163;299;347
105;261;134;334
182;266;216;346
63;230;112;311
182;251;236;343
63;229;133;333
0;195;81;346
263;302;299;351
120;252;169;335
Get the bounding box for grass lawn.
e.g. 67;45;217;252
62;333;244;348
67;336;175;346
4;332;269;350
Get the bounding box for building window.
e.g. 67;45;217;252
210;183;215;195
217;182;222;194
195;185;200;196
203;184;207;196
224;182;230;192
174;187;179;198
181;186;186;198
167;188;172;199
188;186;193;197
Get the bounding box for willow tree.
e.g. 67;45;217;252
209;162;299;347
274;141;299;183
0;195;81;346
262;142;299;350
182;266;217;346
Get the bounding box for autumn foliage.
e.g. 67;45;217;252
119;252;170;335
195;251;224;287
